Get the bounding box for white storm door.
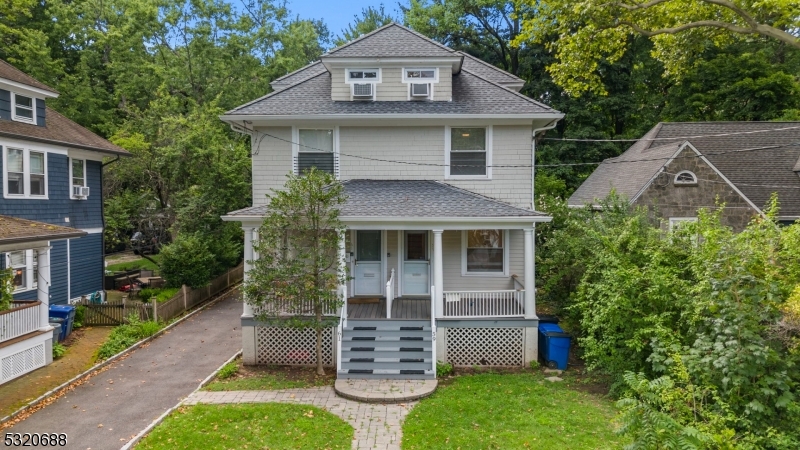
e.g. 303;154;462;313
403;231;430;295
354;230;382;295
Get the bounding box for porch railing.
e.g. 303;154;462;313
254;296;339;317
386;269;395;319
0;301;42;344
442;290;525;318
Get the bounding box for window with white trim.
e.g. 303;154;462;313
69;158;89;199
674;171;698;185
345;69;380;100
3;147;47;198
346;69;379;81
462;230;507;275
12;93;35;124
402;68;438;82
295;129;336;176
6;250;37;292
446;127;491;178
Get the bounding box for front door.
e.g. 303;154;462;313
354;230;382;295
403;231;430;295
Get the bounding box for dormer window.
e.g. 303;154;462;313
345;69;380;101
12;93;35;124
674;171;698;186
404;69;436;80
403;68;438;100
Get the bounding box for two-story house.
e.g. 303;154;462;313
222;24;563;379
0;60;129;384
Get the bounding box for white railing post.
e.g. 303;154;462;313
432;230;444;319
523;228;536;319
386;269;395;319
36;246;51;331
430;284;437;370
338;231;347;323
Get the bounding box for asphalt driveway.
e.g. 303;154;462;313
7;289;242;449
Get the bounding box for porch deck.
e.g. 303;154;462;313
347;297;431;320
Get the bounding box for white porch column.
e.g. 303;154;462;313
432;229;444;319
36;246;52;331
242;226;255;317
523;227;536;319
338;231;347;319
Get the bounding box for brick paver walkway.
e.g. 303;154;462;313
185;387;416;449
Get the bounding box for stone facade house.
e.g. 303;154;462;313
569;122;800;230
221;23;564;379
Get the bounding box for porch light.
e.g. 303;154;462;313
462;133;470;137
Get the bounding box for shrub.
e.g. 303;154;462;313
52;342;66;359
217;361;238;379
0;267;13;312
96;314;163;360
159;234;215;288
436;361;453;377
529;360;540;370
138;287;180;303
73;306;86;329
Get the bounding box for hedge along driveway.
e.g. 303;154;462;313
6;289;243;449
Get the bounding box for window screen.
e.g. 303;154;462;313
29;152;45;195
6;148;24;195
297;129;334;175
465;230;504;273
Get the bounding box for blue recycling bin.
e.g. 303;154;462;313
538;322;571;370
49;305;76;340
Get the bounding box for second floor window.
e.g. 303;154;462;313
4;147;47;198
296;129;335;176
447;127;490;178
13;94;35;124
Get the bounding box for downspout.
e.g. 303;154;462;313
100;155;120;300
531;120;559;209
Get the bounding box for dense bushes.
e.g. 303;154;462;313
159;234;215;288
96;314;163;360
138;287;180;303
538;195;800;447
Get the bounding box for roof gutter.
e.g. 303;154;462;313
0;131;131;156
532;119;560;209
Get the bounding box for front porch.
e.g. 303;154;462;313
347;297;431;320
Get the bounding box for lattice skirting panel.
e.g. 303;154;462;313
1;342;46;384
445;327;524;367
255;326;335;366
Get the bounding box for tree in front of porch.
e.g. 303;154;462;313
1;267;13;311
245;169;347;376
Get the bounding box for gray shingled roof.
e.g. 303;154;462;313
323;23;456;58
227;69;556;116
270;61;326;90
0;59;59;94
568;122;800;216
458;52;522;85
226;180;547;219
0;215;86;245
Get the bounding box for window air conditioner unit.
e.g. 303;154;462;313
411;83;429;97
73;186;90;197
352;83;373;98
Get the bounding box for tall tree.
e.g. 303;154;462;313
516;0;800;96
335;5;395;46
245;169;347;376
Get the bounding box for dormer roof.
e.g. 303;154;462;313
0;59;59;96
322;23;457;59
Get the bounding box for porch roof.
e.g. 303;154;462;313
223;180;551;227
0;216;86;251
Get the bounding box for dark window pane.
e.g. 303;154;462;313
450;152;486;176
13;268;25;288
357;231;381;261
406;232;427;260
30;174;45;195
297;153;334;175
466;230;503;249
7;172;23;195
466;249;504;272
15;95;32;108
451;128;486;150
15;107;33;119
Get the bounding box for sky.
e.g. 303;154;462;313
286;0;401;39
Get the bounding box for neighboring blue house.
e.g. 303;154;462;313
0;59;129;305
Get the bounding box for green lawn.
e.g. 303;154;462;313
402;372;623;449
136;403;352;450
204;363;334;391
106;255;161;272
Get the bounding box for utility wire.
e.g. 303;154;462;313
540;125;800;142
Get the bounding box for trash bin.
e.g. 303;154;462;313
49;322;62;342
538;322;571;370
49;318;66;342
49;305;76;340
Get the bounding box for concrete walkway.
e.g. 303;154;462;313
7;290;242;450
185;387;416;450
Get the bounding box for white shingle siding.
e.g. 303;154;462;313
251;127;293;205
251;125;533;209
442;230;524;291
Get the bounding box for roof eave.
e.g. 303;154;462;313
0;130;131;156
220;113;565;123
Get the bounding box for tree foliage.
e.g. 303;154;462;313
516;0;800;96
159;233;215;289
335;5;396;47
245;169;347;375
